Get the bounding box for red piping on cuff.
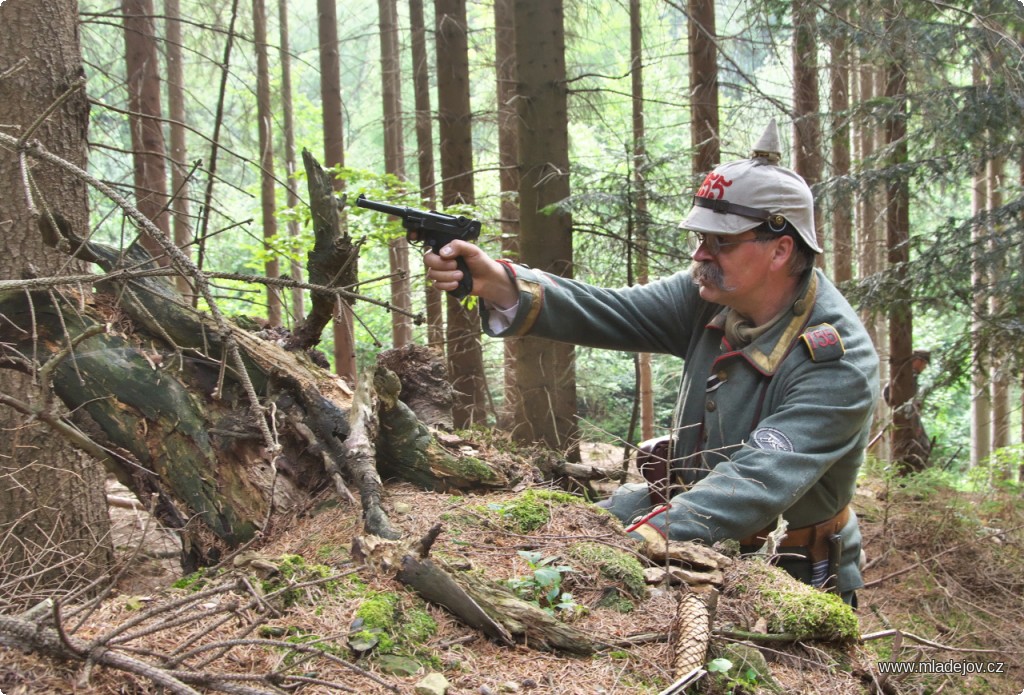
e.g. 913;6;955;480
625;505;669;537
495;259;518;277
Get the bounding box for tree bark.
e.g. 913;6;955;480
987;156;1010;473
631;0;654;442
854;53;889;462
435;0;489;427
883;13;918;474
829;6;853;284
356;525;608;655
378;0;414;348
494;0;521;430
284;150;357;353
512;0;579;460
408;0;444;351
688;0;719;176
792;0;825;265
278;0;305;322
317;0;357;383
0;0;113;604
164;0;193;301
253;0;282;327
123;0;171;262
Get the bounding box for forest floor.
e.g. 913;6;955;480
2;442;1023;695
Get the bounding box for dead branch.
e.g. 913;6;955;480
860;628;1009;655
346;372;401;539
0;567;397;695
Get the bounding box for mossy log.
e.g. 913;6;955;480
356;525;609;655
374;364;511;491
0;285;352;569
0;152;373;568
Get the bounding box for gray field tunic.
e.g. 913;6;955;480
482;263;879;593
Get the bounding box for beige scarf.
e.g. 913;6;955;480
723;309;783;348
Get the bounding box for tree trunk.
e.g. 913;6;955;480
969;61;991;469
829;6;853;284
278;0;304;323
631;0;654;442
883;14;918;475
408;0;443;351
688;0;719;176
253;0;281;327
0;0;113;604
494;0;520;430
512;0;579;460
123;0;170;261
378;0;414;348
855;46;889;462
318;0;357;383
435;0;489;427
987;156;1010;475
792;0;825;265
0;148;401;567
194;0;240;288
164;0;193;301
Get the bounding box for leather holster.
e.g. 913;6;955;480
636;435;672;506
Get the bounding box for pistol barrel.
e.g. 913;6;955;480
355;194;407;217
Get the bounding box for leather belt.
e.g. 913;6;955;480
739;505;850;561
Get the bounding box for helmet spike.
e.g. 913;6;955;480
751;119;782;164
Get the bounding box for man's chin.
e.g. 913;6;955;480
697;284;718;302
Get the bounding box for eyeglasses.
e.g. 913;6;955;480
688;232;772;255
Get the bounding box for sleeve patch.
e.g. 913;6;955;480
750;427;795;452
801;323;846;362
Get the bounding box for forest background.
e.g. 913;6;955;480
1;0;1024;691
72;0;1024;467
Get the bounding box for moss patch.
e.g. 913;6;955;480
261;554;342;608
352;591;438;660
568;542;647;599
486;489;587;534
724;559;858;642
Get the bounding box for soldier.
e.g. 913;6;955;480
424;121;879;605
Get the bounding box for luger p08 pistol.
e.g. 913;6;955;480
355;194;481;299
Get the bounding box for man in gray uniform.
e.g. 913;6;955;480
424;122;879;604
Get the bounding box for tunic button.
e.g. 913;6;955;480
717;370;728;381
706;400;717;412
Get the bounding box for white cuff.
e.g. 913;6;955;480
485;300;520;333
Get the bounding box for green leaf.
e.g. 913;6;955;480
707;658;733;673
532;566;561;587
517;550;544;567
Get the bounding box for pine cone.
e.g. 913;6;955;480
671;589;711;678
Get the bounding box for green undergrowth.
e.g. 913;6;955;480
476;488;588;534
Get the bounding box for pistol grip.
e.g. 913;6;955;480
451;255;473;299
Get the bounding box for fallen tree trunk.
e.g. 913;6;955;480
0;151;372;567
354;524;611;655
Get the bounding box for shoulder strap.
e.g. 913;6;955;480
801;323;845;362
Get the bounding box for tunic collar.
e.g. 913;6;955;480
706;270;818;375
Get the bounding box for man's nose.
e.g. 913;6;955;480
691;243;714;262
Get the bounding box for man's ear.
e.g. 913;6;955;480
769;234;794;271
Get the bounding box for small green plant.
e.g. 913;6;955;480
504;550;581;615
707;657;761;694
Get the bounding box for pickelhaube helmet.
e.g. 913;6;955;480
679;120;822;254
